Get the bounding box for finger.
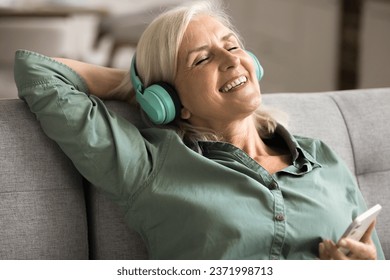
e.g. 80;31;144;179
339;238;376;260
319;242;331;260
360;220;376;243
324;240;348;260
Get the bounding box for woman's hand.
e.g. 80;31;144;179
319;221;377;260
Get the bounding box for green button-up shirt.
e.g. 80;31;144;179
14;50;385;260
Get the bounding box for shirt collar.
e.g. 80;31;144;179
273;124;322;174
196;124;321;174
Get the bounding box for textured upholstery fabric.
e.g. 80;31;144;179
0;88;389;259
263;92;356;173
86;187;148;260
0;100;88;259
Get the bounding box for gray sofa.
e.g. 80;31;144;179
1;87;389;259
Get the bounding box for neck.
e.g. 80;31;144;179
192;116;291;174
220;117;291;174
218;116;274;158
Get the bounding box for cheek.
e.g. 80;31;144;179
176;74;216;106
179;90;210;113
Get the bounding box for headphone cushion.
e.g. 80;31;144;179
138;82;181;124
246;51;264;81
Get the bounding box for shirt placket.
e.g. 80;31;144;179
237;153;287;260
268;180;286;260
202;141;290;260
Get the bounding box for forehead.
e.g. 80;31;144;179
179;15;235;50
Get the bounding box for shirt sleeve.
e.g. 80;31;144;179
14;50;154;204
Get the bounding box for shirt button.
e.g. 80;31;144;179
269;181;278;190
275;214;285;221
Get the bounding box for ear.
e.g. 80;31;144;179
180;107;191;120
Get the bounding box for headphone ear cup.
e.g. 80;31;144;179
137;82;181;125
246;50;264;81
131;54;181;125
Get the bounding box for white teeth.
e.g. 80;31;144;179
220;76;247;93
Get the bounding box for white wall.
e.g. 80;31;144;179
359;0;390;89
223;0;341;93
2;0;389;99
224;0;390;92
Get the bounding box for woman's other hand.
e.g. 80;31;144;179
319;221;377;260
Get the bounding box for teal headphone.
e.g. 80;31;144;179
130;50;263;125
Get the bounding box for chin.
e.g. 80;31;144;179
232;101;261;120
247;93;262;110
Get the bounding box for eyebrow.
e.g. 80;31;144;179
186;32;237;62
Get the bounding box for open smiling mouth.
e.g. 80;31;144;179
220;76;248;93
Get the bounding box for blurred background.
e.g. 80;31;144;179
1;0;389;99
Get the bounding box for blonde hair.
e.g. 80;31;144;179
112;0;284;147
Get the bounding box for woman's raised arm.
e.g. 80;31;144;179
54;57;130;101
14;50;152;201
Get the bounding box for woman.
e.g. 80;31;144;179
14;1;384;260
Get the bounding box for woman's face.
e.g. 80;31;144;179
174;15;261;130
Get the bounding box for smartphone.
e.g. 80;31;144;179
338;204;382;254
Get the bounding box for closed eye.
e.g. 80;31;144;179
228;46;239;52
193;46;239;66
194;57;209;66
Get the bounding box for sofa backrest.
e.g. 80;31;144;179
0;100;89;259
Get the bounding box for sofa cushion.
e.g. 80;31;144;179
0;100;89;259
263;92;355;173
86;187;148;260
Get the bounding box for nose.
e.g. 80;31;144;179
219;50;240;72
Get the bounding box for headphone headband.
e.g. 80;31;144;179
130;55;144;95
